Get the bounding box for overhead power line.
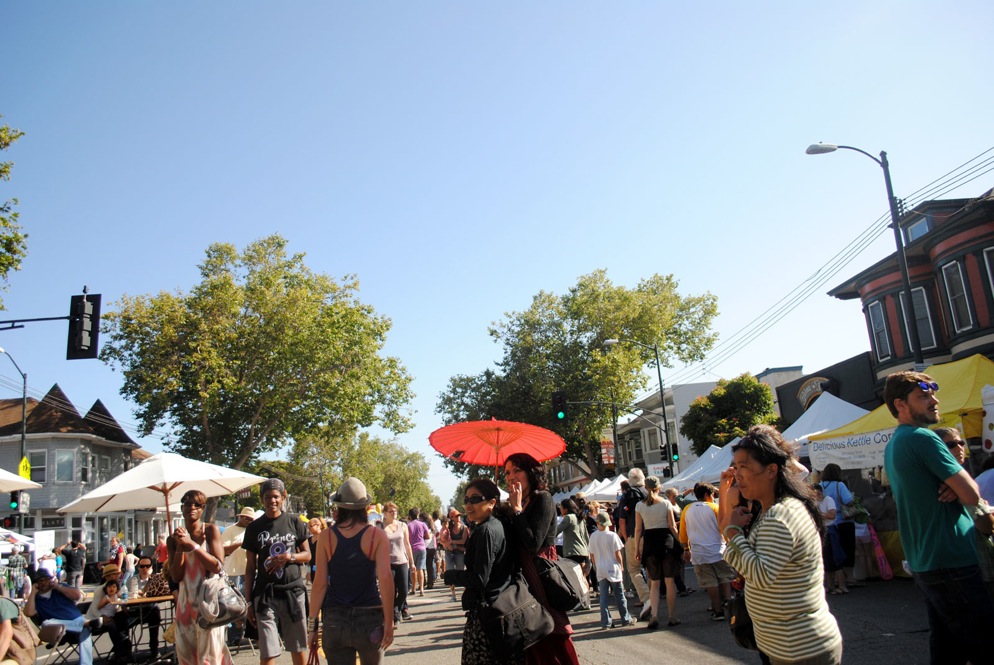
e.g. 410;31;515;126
657;146;994;392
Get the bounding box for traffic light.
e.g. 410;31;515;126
67;293;102;360
551;391;567;421
671;444;680;462
2;516;13;529
8;491;18;511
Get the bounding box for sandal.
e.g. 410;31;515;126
667;618;682;627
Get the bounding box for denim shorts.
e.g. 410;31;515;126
322;605;385;665
412;549;427;571
445;550;465;571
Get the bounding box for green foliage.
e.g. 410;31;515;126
288;430;440;516
435;269;718;481
101;235;414;471
0;117;28;310
679;373;777;456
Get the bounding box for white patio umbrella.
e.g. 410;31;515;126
58;452;266;523
0;467;42;492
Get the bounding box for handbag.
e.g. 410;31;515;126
726;590;757;650
477;572;554;659
2;599;40;665
197;571;248;629
532;556;585;612
833;483;869;523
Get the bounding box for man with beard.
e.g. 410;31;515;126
883;371;994;664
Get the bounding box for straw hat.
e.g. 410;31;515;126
237;506;257;520
102;564;122;579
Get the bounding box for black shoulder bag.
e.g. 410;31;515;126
477;571;554;659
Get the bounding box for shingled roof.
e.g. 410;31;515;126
0;383;136;445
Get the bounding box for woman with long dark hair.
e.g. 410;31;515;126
819;463;857;593
720;425;842;665
308;477;394;665
456;478;518;665
505;453;579;665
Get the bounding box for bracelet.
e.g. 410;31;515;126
307;617;319;631
723;525;744;538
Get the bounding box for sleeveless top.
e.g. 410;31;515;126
386;523;407;565
324;525;381;608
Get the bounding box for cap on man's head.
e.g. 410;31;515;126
33;568;54;583
596;512;612;527
260;478;286;495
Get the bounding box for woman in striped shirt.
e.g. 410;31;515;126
720;425;842;665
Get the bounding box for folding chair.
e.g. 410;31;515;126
35;618;111;665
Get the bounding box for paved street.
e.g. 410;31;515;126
214;569;931;665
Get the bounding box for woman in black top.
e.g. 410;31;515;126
458;478;516;665
504;453;579;665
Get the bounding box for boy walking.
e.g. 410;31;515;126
588;513;633;629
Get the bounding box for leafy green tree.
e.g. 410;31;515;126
436;269;718;480
101;235;415;477
0;117;28;309
679;373;777;456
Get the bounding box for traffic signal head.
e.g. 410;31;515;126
671;445;680;462
2;516;13;529
67;293;102;360
551;391;567;421
8;491;18;510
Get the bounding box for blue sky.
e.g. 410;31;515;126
2;2;993;507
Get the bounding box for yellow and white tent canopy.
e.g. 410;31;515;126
808;354;994;470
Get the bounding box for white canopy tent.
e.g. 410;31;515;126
588;474;627;502
782;392;869;458
663;440;737;490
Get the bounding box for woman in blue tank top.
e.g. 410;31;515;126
308;478;395;665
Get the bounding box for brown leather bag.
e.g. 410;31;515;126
1;598;40;665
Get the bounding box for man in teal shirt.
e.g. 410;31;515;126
883;370;994;665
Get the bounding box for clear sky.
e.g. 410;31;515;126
2;2;993;508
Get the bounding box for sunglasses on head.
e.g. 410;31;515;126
463;495;489;505
917;381;939;393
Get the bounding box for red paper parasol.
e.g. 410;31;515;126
429;418;567;468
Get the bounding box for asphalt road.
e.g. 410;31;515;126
217;569;931;665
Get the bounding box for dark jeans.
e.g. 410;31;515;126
425;548;437;588
912;565;994;664
125;604;160;656
106;612;133;659
390;563;409;619
322;605;384;665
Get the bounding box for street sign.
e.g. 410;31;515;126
17;457;29;480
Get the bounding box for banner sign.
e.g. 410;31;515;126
647;462;668;478
600;440;615;465
809;428;894;470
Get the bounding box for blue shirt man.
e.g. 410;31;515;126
882;371;994;665
24;568;94;665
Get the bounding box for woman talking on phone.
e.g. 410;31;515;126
720;425;842;665
504;452;579;665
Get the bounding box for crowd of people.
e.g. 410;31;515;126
10;367;994;665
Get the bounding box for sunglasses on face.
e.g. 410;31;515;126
138;564;152;568
945;439;965;448
182;501;205;509
463;495;489;505
917;381;939;393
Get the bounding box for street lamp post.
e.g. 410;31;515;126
806;143;925;369
0;347;27;531
603;338;677;477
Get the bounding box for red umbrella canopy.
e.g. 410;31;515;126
429;419;567;468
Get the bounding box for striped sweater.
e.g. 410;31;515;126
724;496;842;662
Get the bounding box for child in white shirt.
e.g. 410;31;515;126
587;512;633;628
